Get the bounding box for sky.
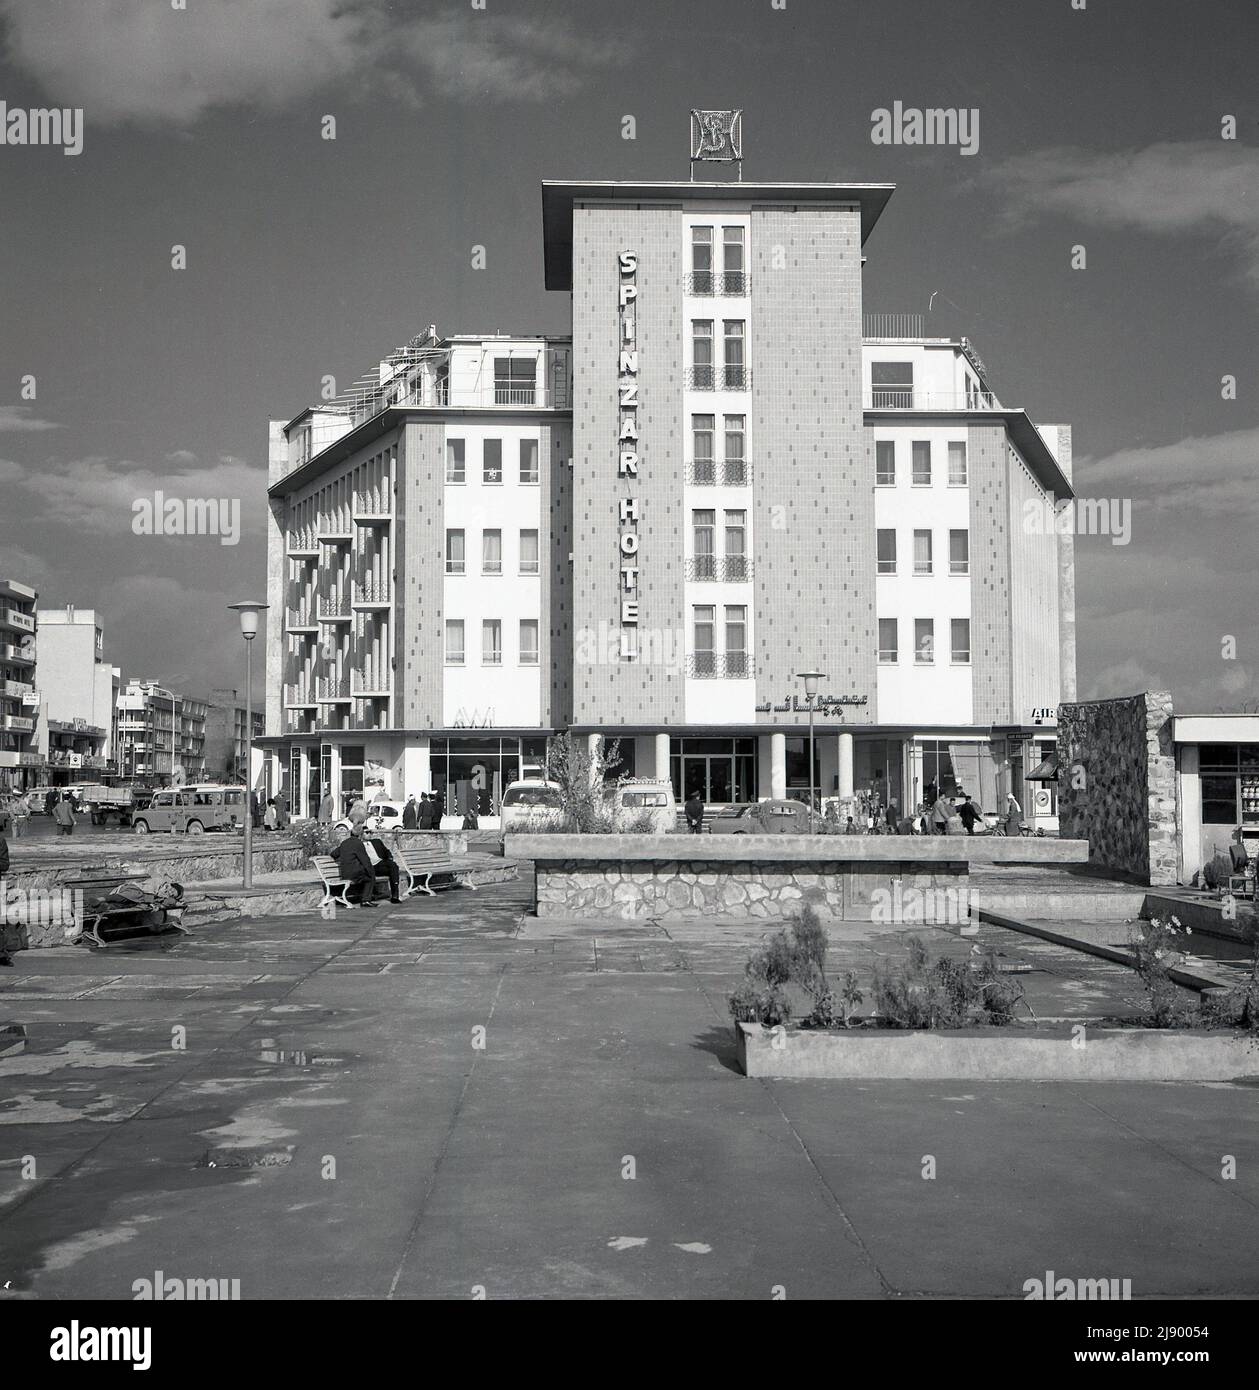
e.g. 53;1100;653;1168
0;0;1255;713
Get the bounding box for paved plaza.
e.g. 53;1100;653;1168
1;879;1257;1300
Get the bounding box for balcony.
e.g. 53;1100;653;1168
864;388;1000;411
284;684;317;707
684;271;749;296
685;365;749;391
685;556;753;583
286;534;319;557
317;600;352;623
0;608;35;633
0;643;35;665
351;672;391;698
317;679;352;703
0;679;35;700
492;384;538;407
2;714;35;732
285;608;318;632
352;579;392;607
687;652;753;679
353;501;393;524
686;459;751;487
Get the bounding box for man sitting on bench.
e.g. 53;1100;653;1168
333;823;403;907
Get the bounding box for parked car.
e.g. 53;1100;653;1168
132;785;247;834
602;778;677;834
713;798;811;835
331;800;407;840
706;804;758;834
499;779;564;845
78;783;136;827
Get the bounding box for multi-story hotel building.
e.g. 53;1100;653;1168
263;174;1075;825
35;605;120;778
0;578;41;789
116;680;209;785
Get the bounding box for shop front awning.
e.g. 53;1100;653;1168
1026;754;1060;781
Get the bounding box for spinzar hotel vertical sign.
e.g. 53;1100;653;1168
617;249;640;659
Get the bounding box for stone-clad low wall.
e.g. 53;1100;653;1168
509;835;1091;922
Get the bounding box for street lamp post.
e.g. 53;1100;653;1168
797;670;826;835
228;601;269;889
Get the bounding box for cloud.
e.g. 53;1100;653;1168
0;541;49;585
0;405;58;432
1078;425;1259;523
0;0;624;124
984;141;1259;288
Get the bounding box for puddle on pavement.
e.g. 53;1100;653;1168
194;1147;293;1170
256;1047;349;1068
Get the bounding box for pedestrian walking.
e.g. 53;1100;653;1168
44;787;58;817
402;795;419;830
1003;793;1023;838
956;790;979;836
53;793;76;836
12;790;29;838
931;792;953;835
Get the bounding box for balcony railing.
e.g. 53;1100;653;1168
0;679;34;700
0;643;35;665
863;313;925;339
317;525;354;544
686;459;751;486
317;679;351;702
353;579;392;605
284;684;317;707
686;366;749;391
492;385;537;406
286;533;319;555
2;714;35;732
865;388;1001;411
685;556;753;582
286;608;317;630
684;271;749;296
351;672;391;697
687;652;752;679
318;600;352;622
0;608;35;632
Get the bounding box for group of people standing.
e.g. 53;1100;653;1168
401;793;445;830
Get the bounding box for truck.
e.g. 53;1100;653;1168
76;783;136;827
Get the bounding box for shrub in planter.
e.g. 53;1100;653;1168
728;905;862;1028
869;934;1024;1029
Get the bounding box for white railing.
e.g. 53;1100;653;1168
864;313;925;339
864;388;1002;411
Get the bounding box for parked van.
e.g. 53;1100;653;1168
131;785;247;834
603;778;677;834
499;779;563;844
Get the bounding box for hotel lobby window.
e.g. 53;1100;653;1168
913;529;933;575
875;440;896;486
721;226;746;293
692;414;715;482
482;529;502;576
951;618;971;664
877;528;897;575
519;529;539;575
444;620;464;665
723;321;746;388
690;226;714;294
878;617;899;663
671;736;757;804
519;438;539;484
446;438;465;484
912;441;932;485
691;321;714;388
445;529;465;575
482;619;502;666
915;618;935;663
948;441;968;486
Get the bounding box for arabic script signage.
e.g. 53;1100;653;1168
755;694;868;718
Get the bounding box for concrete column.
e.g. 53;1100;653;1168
770;732;786;799
757;735;774;800
837;731;854;799
401;737;431;797
654;732;671;781
587;732;602;788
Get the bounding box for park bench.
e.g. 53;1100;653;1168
395;846;477;896
311;853;416;908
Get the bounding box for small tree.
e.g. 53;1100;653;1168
543;731;624;833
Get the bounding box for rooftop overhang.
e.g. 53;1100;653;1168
1173;714;1259;746
863;407;1075;499
542;179;896;290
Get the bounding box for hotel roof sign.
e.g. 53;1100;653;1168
690;109;742;178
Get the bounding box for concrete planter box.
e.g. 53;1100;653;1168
388;829;469;855
736;1021;1259;1081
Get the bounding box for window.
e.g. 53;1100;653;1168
482;620;502;666
519;529;539;574
913;529;933;575
915;618;935;663
483;439;503;484
721;226;746;293
949;529;970;575
875;440;896;486
493;358;536;405
482;529;502;575
692;321;714;387
725;510;747;580
951;618;971;664
725;605;747;677
445;620;465;665
692;414;715;483
912;441;931;486
877;529;897;575
724;415;746;484
948;441;968;486
693;605;715;675
519;619;539;666
691;226;714;293
878;618;898;663
1202;776;1239;824
445;529;465;575
445;439;465;484
872;361;913;408
519;439;539;484
723;321;746;388
693;509;716;580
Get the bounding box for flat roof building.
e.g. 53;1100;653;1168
262;166;1075;826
